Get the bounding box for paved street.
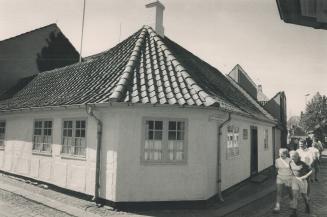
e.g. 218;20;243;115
225;155;327;217
0;188;72;217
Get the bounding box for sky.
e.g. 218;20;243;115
1;0;326;117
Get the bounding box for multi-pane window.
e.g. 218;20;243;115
33;120;52;152
264;129;269;150
143;119;186;163
144;121;163;161
62;120;86;157
227;126;240;159
0;121;6;149
168;121;185;161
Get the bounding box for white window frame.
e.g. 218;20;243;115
141;117;188;164
61;119;87;158
227;125;240;159
264;129;269;150
0;121;6;150
32;119;53;153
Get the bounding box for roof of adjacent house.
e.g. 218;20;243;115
226;76;275;121
0;26;275;123
0;23;79;95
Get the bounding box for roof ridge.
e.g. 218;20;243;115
108;27;148;101
145;26;218;107
0;23;58;44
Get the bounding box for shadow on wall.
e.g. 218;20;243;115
36;32;79;72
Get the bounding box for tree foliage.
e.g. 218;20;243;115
299;92;327;137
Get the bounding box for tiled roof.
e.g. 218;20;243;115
0;26;275;123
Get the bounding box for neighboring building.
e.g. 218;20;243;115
0;2;277;205
229;65;288;154
263;92;288;149
0;24;79;97
276;0;327;30
229;64;258;100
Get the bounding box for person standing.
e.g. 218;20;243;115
289;151;312;217
273;148;293;213
313;138;324;155
296;141;314;194
309;143;320;181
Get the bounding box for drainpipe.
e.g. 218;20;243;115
85;104;102;205
217;112;231;202
272;126;276;167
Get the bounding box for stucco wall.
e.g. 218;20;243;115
0;105;275;202
221;116;274;190
0;108;118;200
113;106;220;202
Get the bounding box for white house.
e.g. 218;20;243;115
0;1;277;205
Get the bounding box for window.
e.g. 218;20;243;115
264;129;269;150
0;121;6;149
143;119;186;163
62;120;86;157
227;125;240;159
243;129;248;140
33;120;52;153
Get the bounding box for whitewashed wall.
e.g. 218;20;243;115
0;108;118;200
0;105;275;202
113;106;219;202
220;116;274;190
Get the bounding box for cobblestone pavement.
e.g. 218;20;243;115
0;188;73;217
225;156;327;217
0;173;128;217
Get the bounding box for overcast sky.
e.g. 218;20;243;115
1;0;326;117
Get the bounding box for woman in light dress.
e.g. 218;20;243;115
273;148;293;213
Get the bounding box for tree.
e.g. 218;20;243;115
299;92;327;141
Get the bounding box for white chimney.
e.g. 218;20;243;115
258;85;263;92
145;0;165;37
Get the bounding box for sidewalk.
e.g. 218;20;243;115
0;167;277;217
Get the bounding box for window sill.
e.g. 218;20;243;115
141;160;187;166
0;147;4;151
227;155;240;160
32;151;52;157
61;154;86;161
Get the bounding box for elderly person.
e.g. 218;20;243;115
289;151;312;217
273;148;292;213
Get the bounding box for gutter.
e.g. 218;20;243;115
217;112;232;202
85;104;103;205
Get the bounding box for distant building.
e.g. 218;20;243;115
276;0;327;30
0;24;79;98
